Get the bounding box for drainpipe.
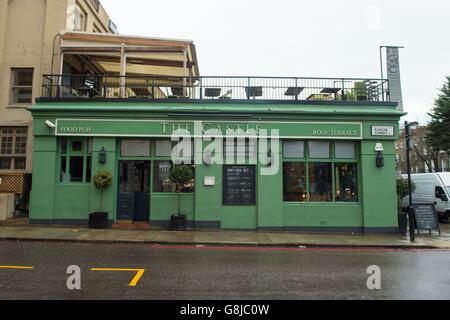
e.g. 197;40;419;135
183;47;188;97
119;43;126;98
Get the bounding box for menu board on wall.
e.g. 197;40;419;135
223;165;256;205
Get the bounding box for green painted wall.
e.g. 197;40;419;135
283;203;363;228
150;194;195;222
194;162;222;224
29;100;404;232
54;185;90;220
360;140;398;231
89;138;117;220
29;136;58;221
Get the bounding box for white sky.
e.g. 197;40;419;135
101;0;449;123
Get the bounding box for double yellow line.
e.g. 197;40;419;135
91;268;145;287
0;266;145;287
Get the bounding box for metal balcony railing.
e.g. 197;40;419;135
40;75;390;102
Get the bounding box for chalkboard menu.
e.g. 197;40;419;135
223;165;256;205
412;203;440;233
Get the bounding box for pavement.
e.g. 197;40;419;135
0;222;449;249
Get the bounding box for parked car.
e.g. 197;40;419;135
401;173;450;223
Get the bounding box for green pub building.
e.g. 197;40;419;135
28;33;405;233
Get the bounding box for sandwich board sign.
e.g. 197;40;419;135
412;203;440;235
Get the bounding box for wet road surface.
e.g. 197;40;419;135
0;241;449;300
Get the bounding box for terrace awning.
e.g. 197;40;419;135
57;31;199;78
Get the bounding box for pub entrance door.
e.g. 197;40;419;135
117;161;150;221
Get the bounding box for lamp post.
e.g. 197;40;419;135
405;121;415;242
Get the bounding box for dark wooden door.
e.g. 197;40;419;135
117;161;150;221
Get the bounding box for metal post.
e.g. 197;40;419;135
405;121;415;242
379;46;384;80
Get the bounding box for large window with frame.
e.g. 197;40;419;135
59;138;92;183
0;127;28;170
152;161;195;193
10;68;33;104
283;140;358;202
151;139;195;193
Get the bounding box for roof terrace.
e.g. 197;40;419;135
38;31;391;104
39;74;390;103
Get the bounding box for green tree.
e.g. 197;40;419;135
93;170;113;212
396;178;416;213
426;76;450;171
170;164;193;215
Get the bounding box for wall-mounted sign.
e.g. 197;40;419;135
204;176;216;186
223;165;256;205
54;119;363;140
371;126;394;137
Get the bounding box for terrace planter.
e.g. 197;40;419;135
170;214;186;231
398;212;407;236
89;212;108;229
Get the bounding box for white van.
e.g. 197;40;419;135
401;173;450;222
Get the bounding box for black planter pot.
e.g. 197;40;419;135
89;212;109;229
398;212;407;236
170;214;187;231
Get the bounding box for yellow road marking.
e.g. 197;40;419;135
90;268;145;287
0;266;34;270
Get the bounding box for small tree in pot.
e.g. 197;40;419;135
396;178;416;211
169;164;193;230
396;178;416;235
90;170;113;229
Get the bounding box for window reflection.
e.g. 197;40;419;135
335;163;358;202
283;163;308;202
309;163;332;202
152;161;195;193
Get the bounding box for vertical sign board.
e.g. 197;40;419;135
386;47;404;111
412;203;440;235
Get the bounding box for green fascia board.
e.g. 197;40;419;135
29;101;406;117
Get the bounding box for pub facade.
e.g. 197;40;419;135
27;32;404;233
29;92;403;233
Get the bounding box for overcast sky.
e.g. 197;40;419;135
101;0;449;123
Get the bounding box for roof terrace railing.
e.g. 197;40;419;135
40;74;390;102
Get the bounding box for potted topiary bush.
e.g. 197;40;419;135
90;170;113;229
396;178;416;235
169;164;193;230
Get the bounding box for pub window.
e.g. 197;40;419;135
335;163;358;202
152;160;195;193
120;139;150;157
334;142;356;159
283;141;305;158
223;165;256;205
283;163;307;202
308;141;330;159
10;68;33;104
282;140;358;203
308;163;332;202
155;140;173;157
0;127;28;171
59;138;92;183
224;138;257;160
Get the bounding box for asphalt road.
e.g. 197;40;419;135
0;241;449;300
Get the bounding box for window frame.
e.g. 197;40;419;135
0;127;28;171
58;137;92;184
117;139;196;194
282;140;359;203
10;68;34;105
